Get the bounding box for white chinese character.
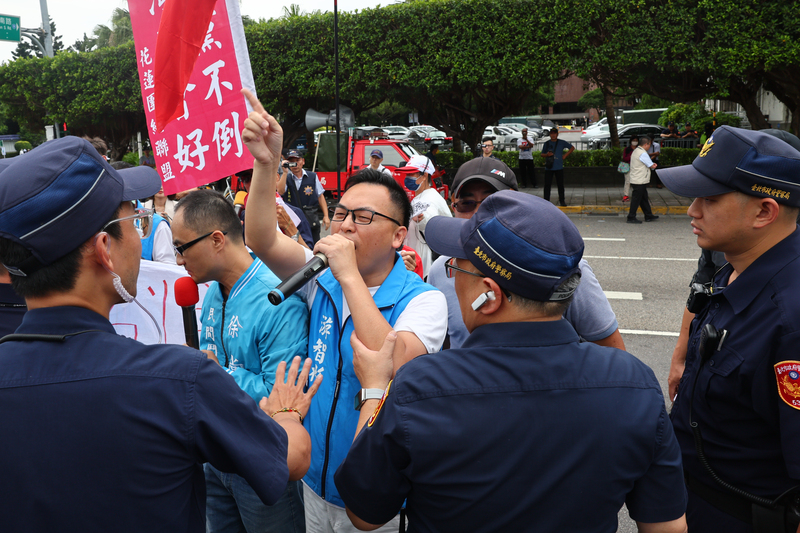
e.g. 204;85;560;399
211;112;243;160
146;93;155;113
319;316;333;339
150;118;158;134
155;138;169;158
310;364;324;384
139;47;153;67
206;344;217;355
202;19;222;53
227;315;242;338
161;162;175;181
143;69;155;90
202;60;233;106
174;129;209;172
149;0;166;16
208;308;215;323
313;338;326;364
205;326;215;342
177;83;196;121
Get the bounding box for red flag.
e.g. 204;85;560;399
153;0;217;132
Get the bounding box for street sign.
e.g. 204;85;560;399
0;14;21;43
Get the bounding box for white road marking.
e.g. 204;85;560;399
585;255;696;262
583;237;625;241
620;329;680;337
604;291;642;300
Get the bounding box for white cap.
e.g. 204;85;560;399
396;155;436;176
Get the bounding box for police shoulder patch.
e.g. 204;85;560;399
367;380;392;427
774;361;800;411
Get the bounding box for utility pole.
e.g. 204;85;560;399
39;0;53;58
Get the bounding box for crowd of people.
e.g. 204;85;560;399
1;89;799;533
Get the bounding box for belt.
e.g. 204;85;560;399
685;471;800;533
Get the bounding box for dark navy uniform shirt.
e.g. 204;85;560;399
0;282;25;337
335;320;686;532
672;229;800;500
0;306;290;532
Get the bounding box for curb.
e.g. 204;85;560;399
558;205;690;215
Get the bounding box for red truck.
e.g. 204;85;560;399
310;129;448;201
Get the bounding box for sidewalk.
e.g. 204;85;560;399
519;185;692;215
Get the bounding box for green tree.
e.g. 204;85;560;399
93;8;134;49
577;88;605;117
70;33;97;53
11;18;64;59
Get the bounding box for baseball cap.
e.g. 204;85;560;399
549;127;558;134
426;191;583;302
658;126;800;206
451;157;518;198
396;155;436;175
668;121;676;126
685;122;692;126
370;149;383;158
0;136;161;275
761;128;800;152
286;150;302;159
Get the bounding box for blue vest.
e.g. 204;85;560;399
283;171;320;209
303;254;436;507
140;213;167;261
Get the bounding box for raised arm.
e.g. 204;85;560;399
241;88;309;279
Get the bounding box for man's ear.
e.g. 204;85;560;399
474;277;503;315
210;229;227;251
753;197;781;229
392;225;408;249
91;232;114;272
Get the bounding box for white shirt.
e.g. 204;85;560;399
517;137;535;160
371;164;393;177
405;188;452;279
151;222;177;264
299;248;447;353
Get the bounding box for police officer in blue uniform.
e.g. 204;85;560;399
334;191;688;532
660;126;800;533
281;149;330;245
0;137;321;532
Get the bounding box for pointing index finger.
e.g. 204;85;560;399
242;88;266;114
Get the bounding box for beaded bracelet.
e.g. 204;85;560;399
271;407;303;423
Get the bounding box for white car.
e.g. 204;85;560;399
483;125;520;151
581;116;621;136
383;126;412;140
503;123;540;140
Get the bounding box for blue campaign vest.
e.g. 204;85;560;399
283;170;320;209
303;254;436;507
140;213;167;261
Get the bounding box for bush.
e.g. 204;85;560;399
436;151;473;168
14;141;32;152
589;147;623;167
660;147;700;167
122;152;141;166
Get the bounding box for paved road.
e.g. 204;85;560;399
570;213;699;532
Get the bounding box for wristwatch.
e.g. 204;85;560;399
290;232;299;241
354;388;385;411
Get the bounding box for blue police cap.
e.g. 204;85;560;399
426;191;584;302
658;126;800;206
0;136;161;275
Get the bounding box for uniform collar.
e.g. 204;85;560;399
228;257;261;301
0;283;25;305
717;227;800;314
15;306;116;336
462;320;580;349
318;253;409;310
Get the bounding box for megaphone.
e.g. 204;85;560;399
305;106;355;132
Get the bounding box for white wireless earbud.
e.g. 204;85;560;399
471;290;496;311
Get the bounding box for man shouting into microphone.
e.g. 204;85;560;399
241;89;447;533
171;189;310;533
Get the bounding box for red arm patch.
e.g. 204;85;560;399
774;361;800;411
367;380;392;428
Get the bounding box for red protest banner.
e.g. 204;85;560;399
129;0;256;195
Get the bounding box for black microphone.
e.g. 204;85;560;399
269;253;329;305
174;277;200;349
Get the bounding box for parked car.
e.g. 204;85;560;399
580;123;646;143
383;125;412;139
581;116;621;135
526;121;545;138
588;123;665;148
503;122;540;139
482;125;520;151
409;125;453;152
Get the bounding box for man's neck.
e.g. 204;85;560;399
219;248;255;298
724;224;796;282
291;170;304;180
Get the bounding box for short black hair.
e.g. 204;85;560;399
174;189;243;243
482;137;493;143
0;203;124;298
346;169;411;228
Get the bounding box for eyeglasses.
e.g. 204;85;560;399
329;205;402;226
102;207;155;238
451;199;485;213
444;257;486;279
173;230;227;256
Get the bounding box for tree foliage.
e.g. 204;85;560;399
12;18;63;59
577;88;605;116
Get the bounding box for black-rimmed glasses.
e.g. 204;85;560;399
173;231;227;256
444;257;485;279
102;207;155;238
329;205;402;226
451;199;485;214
